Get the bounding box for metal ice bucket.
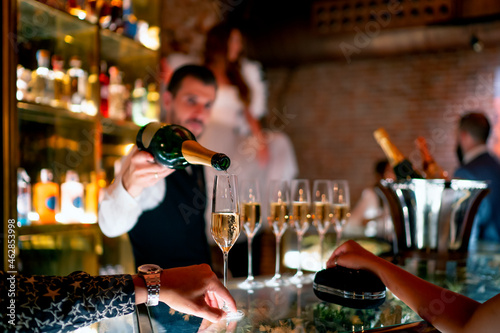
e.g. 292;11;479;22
377;179;489;260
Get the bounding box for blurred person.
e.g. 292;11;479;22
454;112;500;247
328;240;500;333
345;159;395;240
0;264;236;332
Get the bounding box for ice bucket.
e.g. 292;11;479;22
376;179;489;263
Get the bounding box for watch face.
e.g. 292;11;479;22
139;264;162;274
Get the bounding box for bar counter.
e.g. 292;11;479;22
95;242;500;332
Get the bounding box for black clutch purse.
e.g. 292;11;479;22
313;266;386;309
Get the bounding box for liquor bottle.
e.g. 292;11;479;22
108;66;125;120
51;55;68;108
17;168;32;227
33;169;59;224
132;78;148;126
85;171;98;217
16;65;31;101
109;0;124;33
68;56;88;112
31;49;51;105
415;136;448;179
122;0;137;38
60;170;84;223
136;122;231;171
83;64;99;116
146;83;160;121
373;128;423;180
99;61;110;117
99;0;112;29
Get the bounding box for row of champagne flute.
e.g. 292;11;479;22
266;179;350;287
210;175;350;319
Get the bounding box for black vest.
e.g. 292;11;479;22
128;166;211;269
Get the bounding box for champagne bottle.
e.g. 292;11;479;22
136;122;231;171
415;136;448;179
373;128;423;180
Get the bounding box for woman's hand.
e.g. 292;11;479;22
326;240;380;272
159;264;237;323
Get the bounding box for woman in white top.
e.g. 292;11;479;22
199;23;298;186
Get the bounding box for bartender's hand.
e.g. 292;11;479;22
121;146;174;197
161;264;236;323
326;240;380;272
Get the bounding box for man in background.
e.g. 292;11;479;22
454;112;500;246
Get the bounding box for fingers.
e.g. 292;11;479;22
194;303;225;323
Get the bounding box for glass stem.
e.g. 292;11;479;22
275;234;281;278
335;224;342;248
223;251;229;288
319;232;325;269
247;235;254;280
297;233;303;275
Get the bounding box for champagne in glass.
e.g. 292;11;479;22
266;180;290;287
332;180;350;248
211;174;244;319
238;179;264;290
312;180;333;269
289;179;311;284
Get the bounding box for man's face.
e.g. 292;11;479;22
168;76;216;137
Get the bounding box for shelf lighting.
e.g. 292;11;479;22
64;35;75;44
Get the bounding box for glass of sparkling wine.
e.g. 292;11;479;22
211;174;244;319
332;180;350;248
266;179;290;287
238;179;264;290
312;180;333;270
289;179;311;284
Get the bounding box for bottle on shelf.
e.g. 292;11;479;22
17;168;32;227
373;128;423;180
99;0;112;29
108;66;126;120
67;56;88;113
84;64;99;116
99;61;110;118
85;171;98;217
415;136;448;179
51;55;68;109
31;49;52;105
60;170;84;223
146;82;160;121
86;0;98;24
16;64;32;102
132;78;148;126
109;0;124;33
33;169;59;224
122;0;138;38
67;0;87;19
136;122;231;171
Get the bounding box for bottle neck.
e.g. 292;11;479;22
377;136;406;167
181;140;229;171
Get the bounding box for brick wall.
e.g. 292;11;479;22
264;46;500;203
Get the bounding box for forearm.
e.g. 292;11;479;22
1;272;135;332
369;257;480;332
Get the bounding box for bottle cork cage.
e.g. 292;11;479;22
312;0;454;34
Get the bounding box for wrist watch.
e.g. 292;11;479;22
138;264;163;306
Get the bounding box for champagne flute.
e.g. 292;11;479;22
289;179;311;284
312;179;333;270
265;180;290;287
211;174;244;319
238;179;264;290
332;180;350;248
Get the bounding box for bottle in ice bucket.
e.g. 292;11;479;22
136;122;231;171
